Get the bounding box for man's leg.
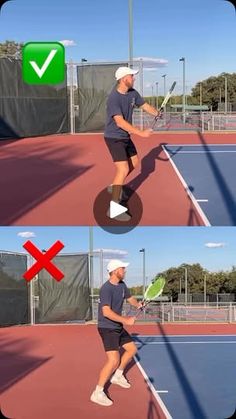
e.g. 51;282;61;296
98;350;120;387
91;350;120;406
118;341;137;371
111;341;137;388
127;154;139;175
111;161;129;202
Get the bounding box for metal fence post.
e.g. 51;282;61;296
28;254;35;325
69;60;75;134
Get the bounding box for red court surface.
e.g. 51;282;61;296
1;131;236;226
1;323;236;419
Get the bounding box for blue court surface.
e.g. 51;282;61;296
133;334;236;419
163;145;236;226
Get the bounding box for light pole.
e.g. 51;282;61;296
184;266;188;304
204;274;207;307
155;82;159;108
224;76;228;113
162;74;166;112
139;248;146;296
200;82;202;107
151;85;154;106
128;0;133;66
179;57;186;124
100;249;104;287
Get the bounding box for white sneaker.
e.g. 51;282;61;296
90;390;113;406
110;374;131;388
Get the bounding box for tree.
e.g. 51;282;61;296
0;40;23;59
191;73;236;111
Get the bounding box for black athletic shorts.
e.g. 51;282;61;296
104;137;137;162
98;327;133;351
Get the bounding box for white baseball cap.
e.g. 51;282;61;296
115;66;139;81
107;259;129;273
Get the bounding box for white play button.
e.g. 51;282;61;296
109;200;128;219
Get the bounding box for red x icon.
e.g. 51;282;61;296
23;240;64;282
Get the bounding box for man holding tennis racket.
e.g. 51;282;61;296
104;66;161;220
90;259;143;407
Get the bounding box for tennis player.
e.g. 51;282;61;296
90;259;143;406
104;66;161;221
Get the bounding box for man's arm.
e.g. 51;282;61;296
113;115;152;138
102;305;135;326
140;102;161;117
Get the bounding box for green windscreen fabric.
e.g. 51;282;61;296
0;252;29;326
0;58;68;139
37;254;91;323
76;62;127;132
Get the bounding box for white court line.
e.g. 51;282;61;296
163;144;236;147
134;356;173;419
135;335;236;339
136;341;236;345
134;334;236;338
157;390;169;393
167;150;236;154
162;145;211;226
196;199;209;202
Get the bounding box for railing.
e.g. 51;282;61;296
90;298;236;323
132;110;236;132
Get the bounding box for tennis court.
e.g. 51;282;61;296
134;333;236;419
1;131;236;227
163;143;236;225
0;323;236;419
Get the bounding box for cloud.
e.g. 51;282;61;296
205;242;226;248
94;248;128;261
60;40;77;47
133;56;168;69
17;231;36;238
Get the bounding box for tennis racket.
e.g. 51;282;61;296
133;276;166;317
151;81;176;129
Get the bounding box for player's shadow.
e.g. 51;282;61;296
197;131;236;225
124;143;175;197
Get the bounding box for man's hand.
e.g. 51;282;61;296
137;301;145;310
123;316;136;326
139;129;153;138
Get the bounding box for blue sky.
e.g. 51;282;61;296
0;0;235;94
0;226;236;286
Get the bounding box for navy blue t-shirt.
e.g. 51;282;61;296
98;280;131;329
104;87;145;139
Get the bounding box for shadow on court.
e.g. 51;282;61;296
156;322;207;419
126;143;168;193
197;131;236;225
0;335;52;394
0;141;93;225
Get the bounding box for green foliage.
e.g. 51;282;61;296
191;73;236;110
0;40;23;59
153;264;236;301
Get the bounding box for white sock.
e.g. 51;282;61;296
95;385;104;393
115;368;123;377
